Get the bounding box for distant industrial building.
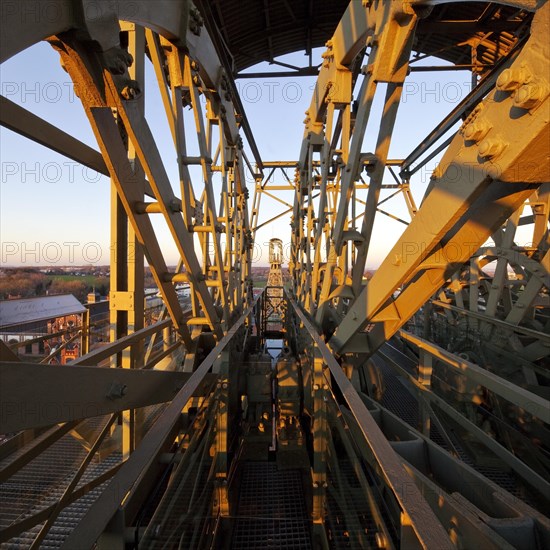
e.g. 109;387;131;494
0;294;87;363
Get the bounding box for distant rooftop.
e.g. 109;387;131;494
0;295;86;329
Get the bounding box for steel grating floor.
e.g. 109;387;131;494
0;388;173;548
139;456;214;549
0;418;121;549
376;352;525;499
231;462;312;549
325;458;379;550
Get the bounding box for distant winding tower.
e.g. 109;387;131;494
266;238;284;313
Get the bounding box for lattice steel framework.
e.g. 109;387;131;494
0;1;549;549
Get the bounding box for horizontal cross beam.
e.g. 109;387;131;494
0;362;216;432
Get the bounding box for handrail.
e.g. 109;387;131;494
286;291;453;550
60;294;261;549
70;318;172;366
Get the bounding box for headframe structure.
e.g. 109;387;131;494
0;1;549;548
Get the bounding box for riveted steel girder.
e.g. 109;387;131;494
329;0;549;355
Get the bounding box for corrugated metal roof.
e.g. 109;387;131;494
197;0;532;75
0;295;86;329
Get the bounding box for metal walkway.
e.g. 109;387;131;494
231;462;312;550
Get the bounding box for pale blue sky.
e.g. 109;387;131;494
0;38;481;268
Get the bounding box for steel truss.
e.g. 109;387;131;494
288;0;549;546
0;0;549;548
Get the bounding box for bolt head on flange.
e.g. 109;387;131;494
514;82;547;110
478;138;506;160
463;119;490;143
496;68;528;92
121;83;141;100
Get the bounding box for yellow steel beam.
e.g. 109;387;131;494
288;292;453;549
0;361;216;432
